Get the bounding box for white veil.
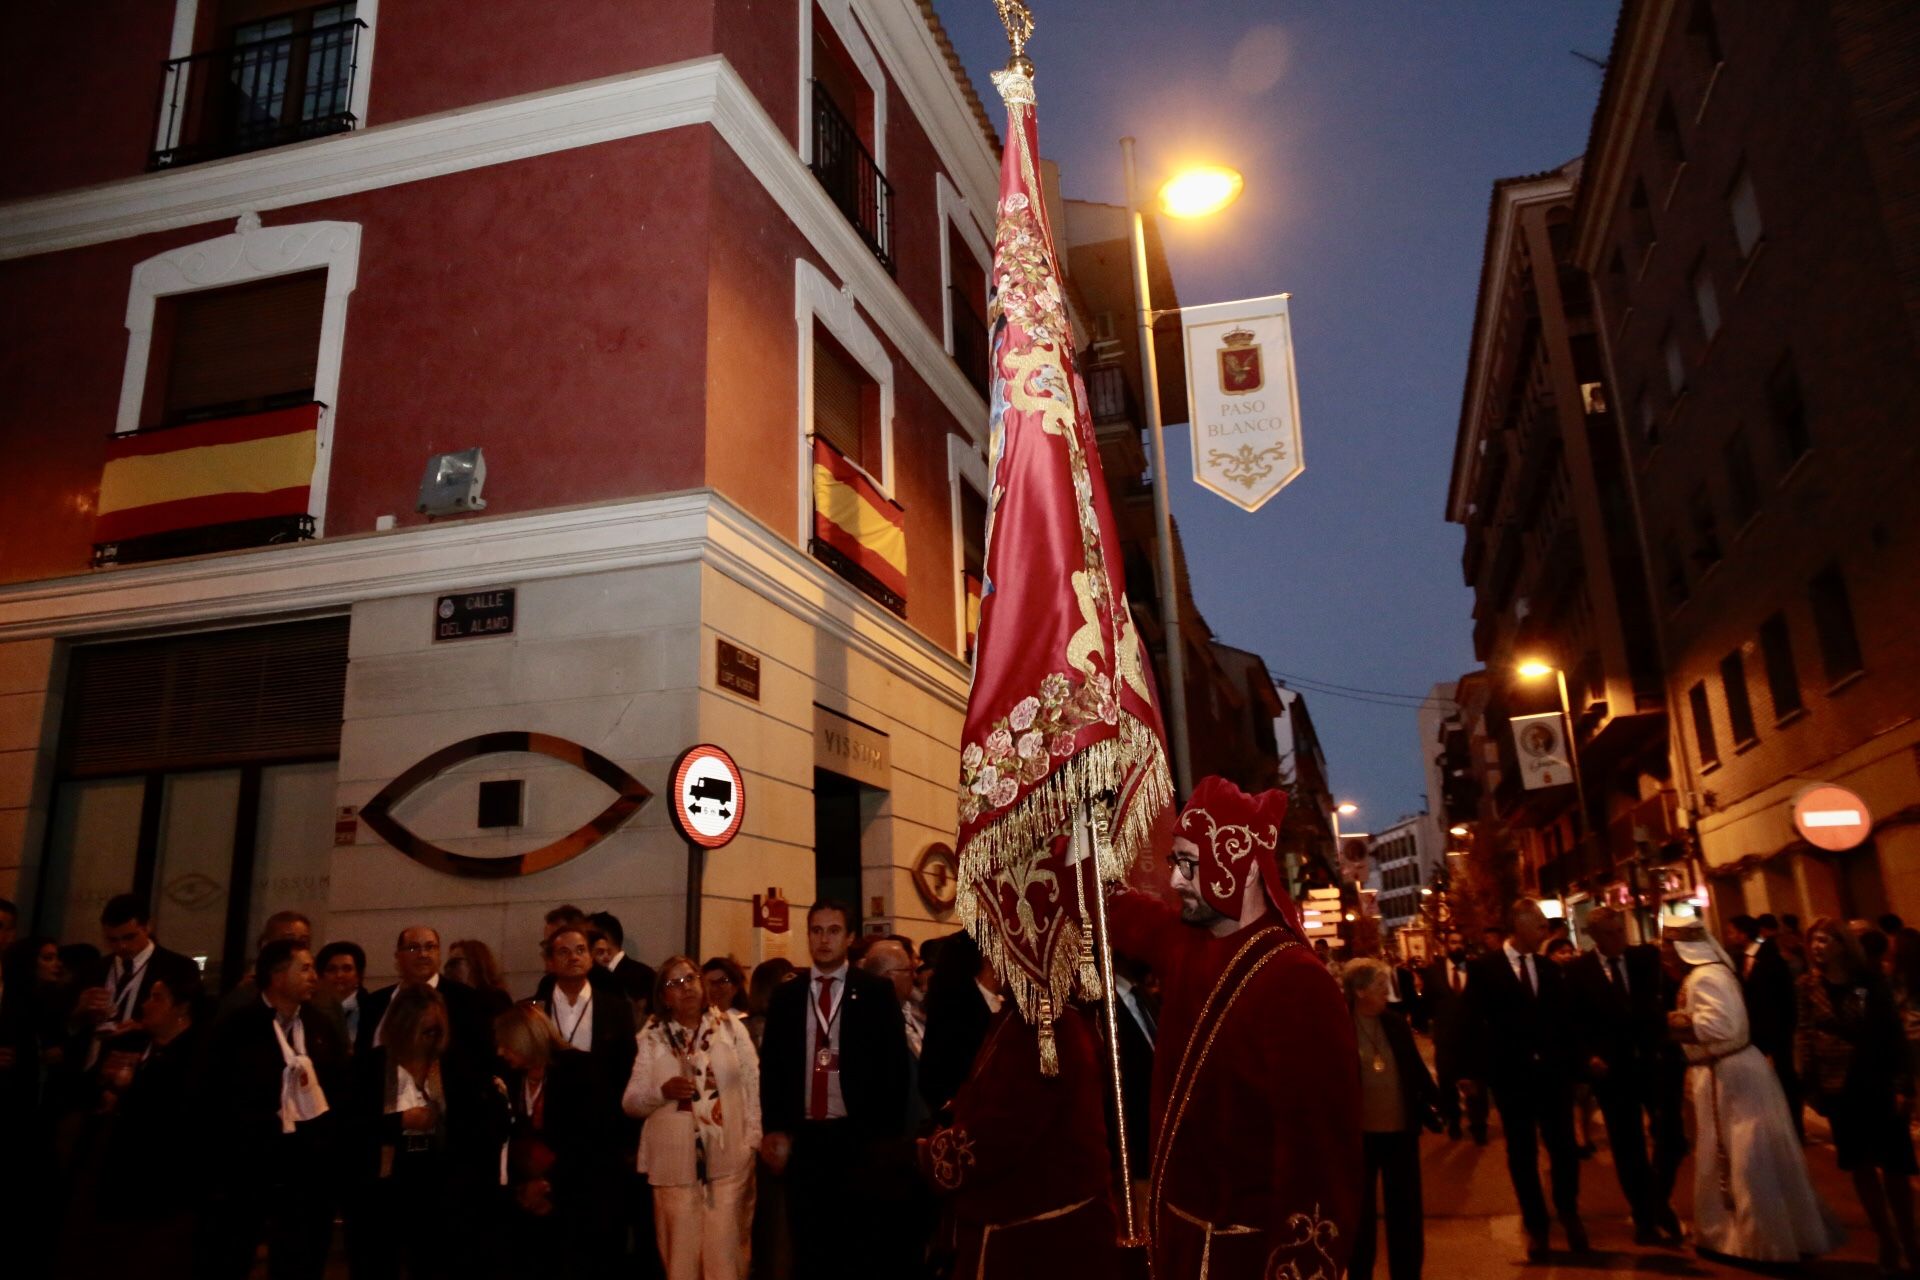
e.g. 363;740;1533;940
1664;920;1736;969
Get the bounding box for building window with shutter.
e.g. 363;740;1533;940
145;269;327;427
1808;563;1864;686
1720;651;1757;747
1689;681;1719;768
810;326;905;616
947;222;990;396
1688;485;1721;570
1758;612;1803;721
958;477;987;660
1767;352;1811;464
1653;97;1687;192
1724;426;1760;527
1662;535;1690;609
1728;163;1763;261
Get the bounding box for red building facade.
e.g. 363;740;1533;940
0;0;1016;990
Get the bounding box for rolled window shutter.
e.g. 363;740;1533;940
813;330;867;467
60;617;348;778
160;270;327;423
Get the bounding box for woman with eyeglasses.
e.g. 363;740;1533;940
346;984;507;1280
625;954;762;1280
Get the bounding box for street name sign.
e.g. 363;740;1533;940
1180;293;1304;512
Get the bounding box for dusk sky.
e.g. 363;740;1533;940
933;0;1622;828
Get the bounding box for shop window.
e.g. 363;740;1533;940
1759;612;1803;719
1688;681;1719;767
1720;651;1757;746
1808;563;1864;685
144;269;327;427
1767;352;1810;464
1723;426;1759;526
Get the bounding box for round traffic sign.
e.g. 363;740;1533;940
671;744;746;849
1792;783;1872;852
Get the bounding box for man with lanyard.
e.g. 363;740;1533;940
759;899;910;1277
1107;777;1363;1280
80;893;197;1064
538;924;636;1087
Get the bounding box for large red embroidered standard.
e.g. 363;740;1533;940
955;61;1172;1037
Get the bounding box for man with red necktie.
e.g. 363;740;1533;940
759;898;910;1278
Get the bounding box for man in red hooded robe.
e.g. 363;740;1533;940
1109;777;1363;1279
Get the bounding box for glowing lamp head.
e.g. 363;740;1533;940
1336;802;1359;817
1449;824;1469;837
1158;165;1245;219
1516;660;1555;680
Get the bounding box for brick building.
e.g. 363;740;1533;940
1571;0;1920;924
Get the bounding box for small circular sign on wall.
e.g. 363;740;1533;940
672;744;746;849
1792;783;1872;852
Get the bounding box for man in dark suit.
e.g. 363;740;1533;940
356;925;494;1075
1422;933;1487;1143
1733;912;1802;1140
79;893;200;1059
197;937;349;1280
589;910;656;1017
534;924;637;1084
1566;905;1680;1243
1462;898;1586;1260
761;898;911;1278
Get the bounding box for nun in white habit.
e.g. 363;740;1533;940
1665;922;1838;1262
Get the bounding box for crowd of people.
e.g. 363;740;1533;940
0;892;1012;1279
3;873;1916;1278
1330;902;1920;1277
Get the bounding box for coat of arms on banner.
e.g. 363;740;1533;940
1218;327;1264;395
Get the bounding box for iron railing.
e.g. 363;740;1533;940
151;14;366;170
949;285;989;395
810;81;894;272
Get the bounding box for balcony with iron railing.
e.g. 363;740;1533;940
151;11;366;170
810;81;894;273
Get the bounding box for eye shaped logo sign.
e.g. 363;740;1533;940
360;731;651;879
672;744;746;849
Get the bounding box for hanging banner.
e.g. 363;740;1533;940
1180;293;1304;512
1510;712;1571;791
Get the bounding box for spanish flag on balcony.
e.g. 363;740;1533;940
94;403;320;544
811;435;908;609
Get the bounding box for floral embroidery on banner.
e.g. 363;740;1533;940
1264;1203;1340;1280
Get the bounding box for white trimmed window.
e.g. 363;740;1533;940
937;174;992;397
116;216;361;534
947;434;988;656
795;258;896;536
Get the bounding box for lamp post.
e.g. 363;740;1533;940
1120;140;1243;797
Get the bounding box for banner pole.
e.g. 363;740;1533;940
1088;798;1144;1247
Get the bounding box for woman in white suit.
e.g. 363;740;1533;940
1666;923;1836;1263
625;953;761;1280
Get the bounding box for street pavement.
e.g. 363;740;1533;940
1412;1092;1895;1278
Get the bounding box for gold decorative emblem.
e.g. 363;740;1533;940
1218;326;1264;395
1207;443;1289;490
926;1125;976;1191
1180;806;1279;908
1265;1203;1341;1280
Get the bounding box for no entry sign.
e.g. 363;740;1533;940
1792;784;1872;852
672;744;746;849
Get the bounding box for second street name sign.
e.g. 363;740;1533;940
435;588;516;641
1180;293;1305;512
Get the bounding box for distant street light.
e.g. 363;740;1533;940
1337;802;1360;817
1122;142;1244;798
1420;887;1435;897
1448;824;1470;837
1158;165;1245;220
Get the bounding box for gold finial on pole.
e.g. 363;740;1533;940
994;0;1035;76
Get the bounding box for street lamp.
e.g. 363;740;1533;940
1516;657;1592;889
1121;139;1244;797
1448;824;1470;838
